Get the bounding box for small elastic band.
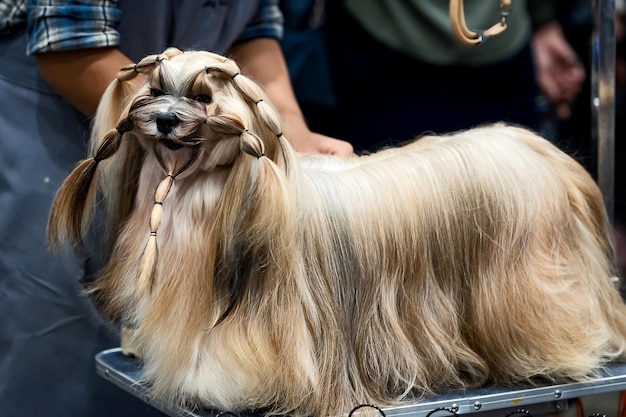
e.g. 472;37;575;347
231;72;240;79
116;127;124;134
257;153;265;159
156;56;167;62
255;99;264;105
154;201;163;205
133;64;139;73
150;231;157;236
239;128;248;137
349;404;386;417
276;132;283;138
167;174;176;179
93;156;102;163
205;66;210;74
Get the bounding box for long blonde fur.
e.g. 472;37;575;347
48;49;626;417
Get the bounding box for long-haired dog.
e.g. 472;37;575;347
48;48;626;417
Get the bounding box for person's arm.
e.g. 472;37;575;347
228;37;354;156
35;47;133;118
27;0;127;117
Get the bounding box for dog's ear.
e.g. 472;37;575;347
47;55;155;251
200;70;301;321
91;49;184;144
91;75;139;145
47;118;133;249
74;53;184;250
203;116;298;324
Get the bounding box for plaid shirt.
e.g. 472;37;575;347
0;0;26;34
0;0;282;55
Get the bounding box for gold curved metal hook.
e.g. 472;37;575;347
449;0;512;45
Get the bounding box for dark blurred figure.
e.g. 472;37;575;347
555;1;595;171
323;0;584;153
557;1;626;276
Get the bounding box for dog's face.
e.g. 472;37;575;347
130;69;211;150
105;49;282;172
122;52;252;154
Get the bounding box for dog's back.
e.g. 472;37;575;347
295;123;626;402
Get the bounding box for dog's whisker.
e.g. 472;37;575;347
159;139;185;151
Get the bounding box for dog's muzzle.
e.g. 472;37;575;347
156;112;180;134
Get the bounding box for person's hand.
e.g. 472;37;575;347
531;22;585;119
293;131;355;157
279;111;355;157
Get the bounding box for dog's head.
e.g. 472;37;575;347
93;47;291;166
48;48;297;250
49;48;302;324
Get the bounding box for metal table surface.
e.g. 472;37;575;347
96;348;626;417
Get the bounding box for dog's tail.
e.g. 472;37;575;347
463;124;626;384
507;125;615;267
512;124;626;359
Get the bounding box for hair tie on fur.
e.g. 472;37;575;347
154;201;163;205
156;56;167;62
150;231;157;237
167;174;176;179
116;118;134;134
93;156;102;163
257;153;265;159
349;404;386;417
255;99;263;105
231;72;240;80
239;129;248;137
133;64;139;73
276;132;283;138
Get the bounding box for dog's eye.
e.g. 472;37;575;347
150;88;165;97
192;94;212;104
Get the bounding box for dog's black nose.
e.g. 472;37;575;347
156;112;179;134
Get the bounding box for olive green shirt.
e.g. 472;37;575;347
344;0;557;65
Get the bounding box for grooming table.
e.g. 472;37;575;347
96;348;626;417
